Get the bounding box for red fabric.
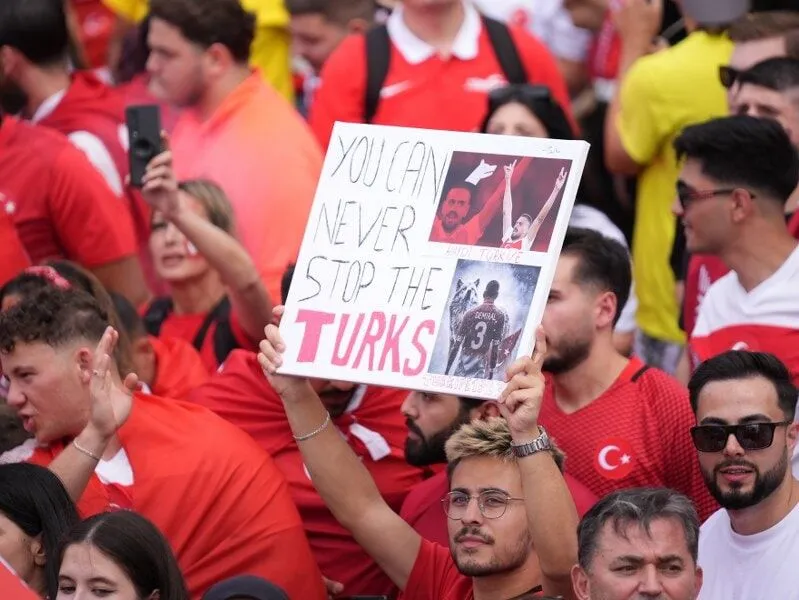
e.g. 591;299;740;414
682;255;730;336
23;392;326;600
309;25;574;149
538;358;719;522
404;539;544;599
117;74;181;134
429;215;485;245
0;116;136;268
400;469;598;548
789;211;799;238
69;0;115;69
37;72;156;290
189;349;426;596
0;212;30;287
151;301;255;373
149;335;209;400
588;5;621;82
0;562;39;600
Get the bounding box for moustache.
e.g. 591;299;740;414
446;211;459;219
405;418;425;440
715;459;758;475
455;526;494;544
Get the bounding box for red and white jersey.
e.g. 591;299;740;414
690;245;799;384
500;226;532;250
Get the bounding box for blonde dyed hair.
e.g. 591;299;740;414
178;179;237;236
445;416;566;478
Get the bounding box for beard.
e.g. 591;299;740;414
543;331;592;374
0;79;28;115
404;406;474;466
702;451;788;510
451;525;532;577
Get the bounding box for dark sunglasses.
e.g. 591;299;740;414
488;84;554;110
691;421;793;453
719;65;742;90
676;181;738;209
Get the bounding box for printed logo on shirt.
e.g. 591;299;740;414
510;8;531;28
0;192;15;215
594;437;634;480
380;80;414;99
464;74;507;93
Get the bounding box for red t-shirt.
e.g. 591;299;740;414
69;0;115;69
149;335;209;400
0;116;137;268
15;392;326;600
0;561;39;600
310;19;573;149
429;216;485;245
682;255;730;337
0;212;30;287
189;349;426;596
400;469;597;548
538;358;719;521
789;211;799;238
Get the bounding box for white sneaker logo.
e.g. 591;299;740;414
380;80;413;99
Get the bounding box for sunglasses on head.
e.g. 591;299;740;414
719;65;742;90
690;421;792;453
488;84;554;110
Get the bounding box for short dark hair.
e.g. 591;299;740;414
560;227;631;326
149;0;255;63
578;488;700;571
674;115;799;206
0;287;109;354
739;56;799;92
0;464;80;599
484;280;500;299
284;0;375;25
110;292;146;341
0;0;69;65
59;511;188;600
729;11;799;42
519;213;533;224
688;351;798;419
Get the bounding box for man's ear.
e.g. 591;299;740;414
146;591;160;600
347;18;369;34
30;536;46;567
76;347;94;385
470;401;500;421
572;564;591;600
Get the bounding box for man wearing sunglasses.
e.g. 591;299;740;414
672;115;799;386
688;350;799;599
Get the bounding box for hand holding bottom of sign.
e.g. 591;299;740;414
465;159;498;185
258;306;315;400
497;327;547;444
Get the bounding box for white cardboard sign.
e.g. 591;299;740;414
278;122;589;399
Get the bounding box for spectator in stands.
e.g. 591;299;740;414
190;266;425;596
57;511;188;600
285;0;374;110
470;0;592;94
689;351;799;599
259;319;579;599
0;212;29;289
0;463;79;599
481;84;638;355
102;0;295;101
399;389;598;547
146;0;323;302
111;293;208;400
572;488;703;600
0;112;148;307
309;0;573;149
537;228;718;520
673;116;799;383
604;0;742;374
141;151;273;371
0;287;326;599
203;576;289;600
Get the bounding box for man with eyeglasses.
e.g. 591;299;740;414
672;115;799;385
258;318;580;599
688;350;799;599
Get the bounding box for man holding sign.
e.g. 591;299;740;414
259;311;579;599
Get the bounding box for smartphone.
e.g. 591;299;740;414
125;104;162;188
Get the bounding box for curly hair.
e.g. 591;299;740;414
445;416;566;481
0;286;109;354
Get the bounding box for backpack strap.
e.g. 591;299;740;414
631;364;652;382
481;15;529;85
192;297;230;351
142;297;174;337
364;24;392;124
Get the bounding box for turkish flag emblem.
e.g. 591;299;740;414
594;437;634;480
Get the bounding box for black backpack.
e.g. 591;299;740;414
363;15;529;124
143;296;239;366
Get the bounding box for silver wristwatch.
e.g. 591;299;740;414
511;427;552;458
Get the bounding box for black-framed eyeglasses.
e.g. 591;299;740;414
676;181;745;209
719;65;742;89
487;84;554;112
690;421;793;453
441;491;525;520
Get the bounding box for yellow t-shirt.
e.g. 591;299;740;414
102;0;293;101
617;31;733;344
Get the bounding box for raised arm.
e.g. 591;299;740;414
502;161;517;235
258;310;422;590
498;328;579;599
526;167;568;244
142;148;273;343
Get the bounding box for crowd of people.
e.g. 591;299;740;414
1;0;798;599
